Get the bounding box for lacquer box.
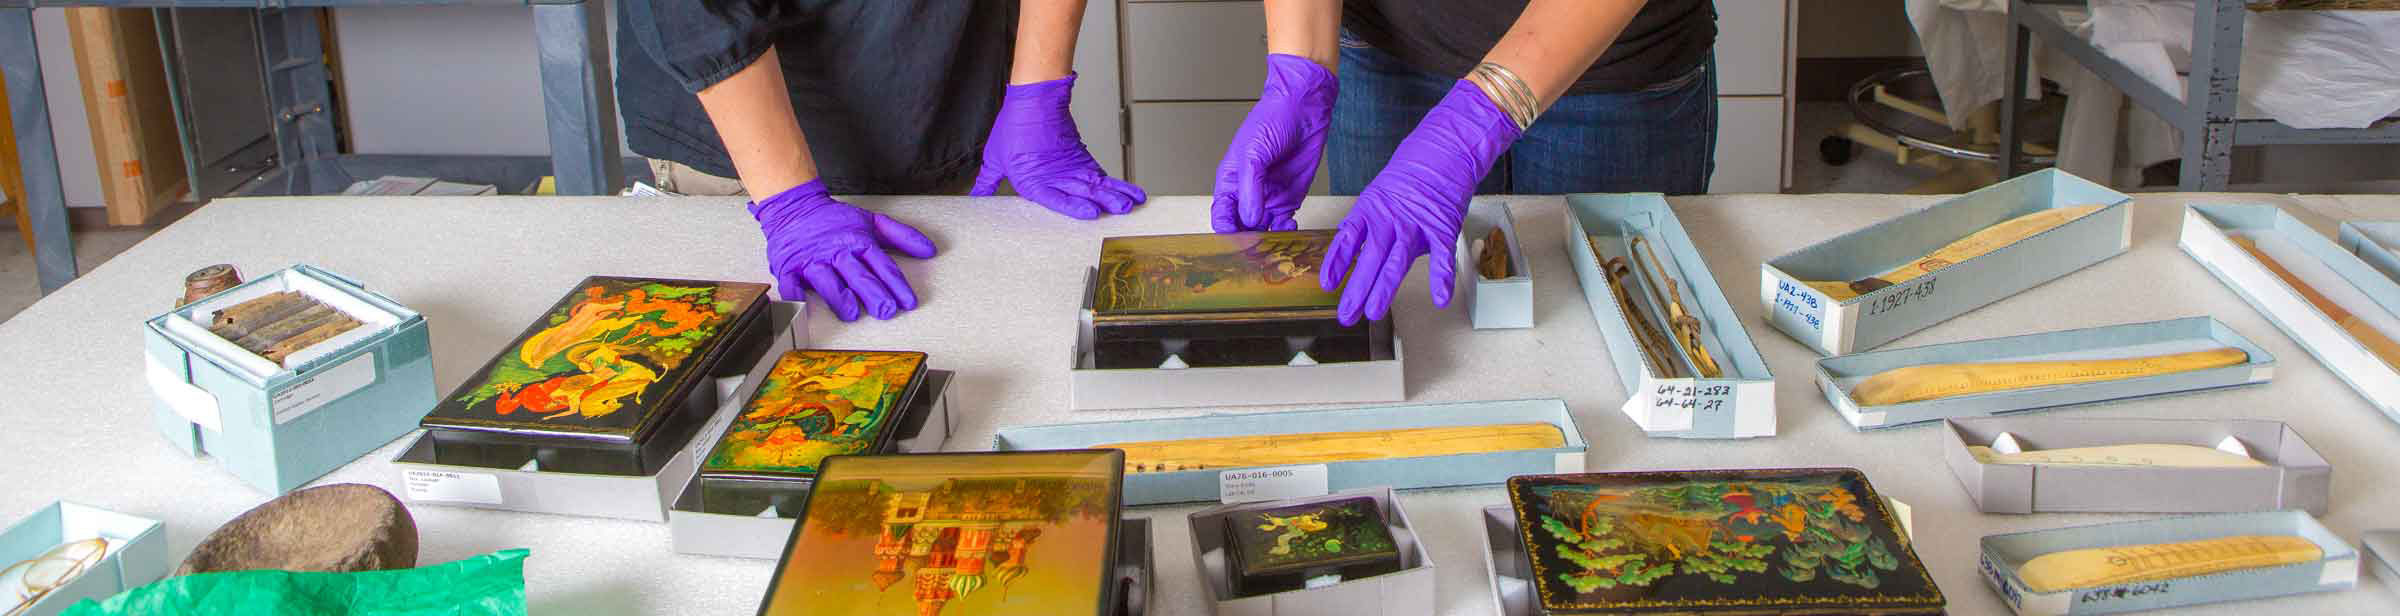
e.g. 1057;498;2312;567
144;264;433;494
756;450;1129;616
1087;231;1392;369
1222;496;1404;597
0;502;168;616
1504;468;1944;615
693;349;931;517
418;276;771;476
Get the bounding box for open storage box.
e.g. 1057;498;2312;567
993;399;1587;506
1458;200;1532;330
2181;204;2400;425
1978;511;2356;615
2366;529;2400;601
1942;417;2330;514
1069;271;1402;411
1562;193;1774;438
667;365;953;559
2338;221;2400;284
1189;488;1431;616
391;301;802;522
144;264;433;494
1763;169;2132;356
1816;317;2275;429
0;502;168;616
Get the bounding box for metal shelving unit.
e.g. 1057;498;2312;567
0;0;622;294
2000;0;2400;192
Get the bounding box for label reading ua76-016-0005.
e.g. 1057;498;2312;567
1218;464;1329;504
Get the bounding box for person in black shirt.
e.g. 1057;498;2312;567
618;0;1144;322
1210;0;1717;324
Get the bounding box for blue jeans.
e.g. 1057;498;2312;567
1329;40;1718;196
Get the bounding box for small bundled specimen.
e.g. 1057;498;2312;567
1806;205;2106;300
1848;347;2248;406
1097;423;1565;473
205;291;362;362
1223;496;1403;596
1476;228;1514;280
2015;535;2321;592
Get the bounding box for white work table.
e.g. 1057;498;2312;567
3;191;2397;615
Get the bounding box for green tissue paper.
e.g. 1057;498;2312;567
64;549;527;616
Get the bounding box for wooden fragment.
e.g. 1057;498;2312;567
231;304;337;352
2016;535;2319;592
176;484;417;576
1849;347;2249;406
2231;237;2400;370
1805;205;2107;300
1095;423;1567;473
211;291;305;328
260;316;362;363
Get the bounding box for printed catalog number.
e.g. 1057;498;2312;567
1863;277;1938;317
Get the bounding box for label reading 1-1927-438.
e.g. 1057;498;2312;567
1863;276;1938;317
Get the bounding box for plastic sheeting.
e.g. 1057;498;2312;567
60;550;528;616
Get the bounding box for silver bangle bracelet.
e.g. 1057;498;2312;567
1471;62;1540;131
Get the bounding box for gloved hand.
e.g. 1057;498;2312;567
1321;80;1522;325
753;180;939;321
1211;54;1337;233
971;74;1149;219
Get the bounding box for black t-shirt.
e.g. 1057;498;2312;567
1342;0;1716;94
615;0;1016;194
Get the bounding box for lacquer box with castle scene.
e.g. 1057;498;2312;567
1087;231;1392;370
693;349;931;517
418;276;771;475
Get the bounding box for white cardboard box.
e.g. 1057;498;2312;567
0;502;169;616
1562;193;1776;438
1070;264;1404;410
1459;200;1532;330
2181;204;2400;425
1189;488;1433;616
391;301;807;523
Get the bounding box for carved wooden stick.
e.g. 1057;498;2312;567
2231;236;2400;370
2017;535;2319;592
1849;347;2247;406
1807;205;2106;300
1095;423;1567;473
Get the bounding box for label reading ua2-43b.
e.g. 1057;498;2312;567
1771;279;1825;332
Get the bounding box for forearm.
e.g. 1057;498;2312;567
1012;0;1087;84
1264;0;1340;70
694;46;818;197
1474;0;1646;113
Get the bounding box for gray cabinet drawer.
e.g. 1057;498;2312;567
1712;0;1787;96
1125;1;1267;101
1128;101;1328;197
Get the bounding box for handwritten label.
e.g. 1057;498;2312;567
1652;383;1731;413
272;351;377;424
1771;280;1826;332
1862;276;1938;317
1218;464;1329;504
402;469;501;505
2079;582;2171;604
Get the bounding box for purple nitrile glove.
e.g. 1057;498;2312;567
970;74;1149;219
1321;80;1523;325
753;180;939;322
1211;54;1338;233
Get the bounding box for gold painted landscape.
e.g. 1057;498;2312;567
1093;231;1339;317
702;350;927;477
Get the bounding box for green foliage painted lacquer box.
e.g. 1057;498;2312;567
1505;468;1944;614
1223;496;1403;596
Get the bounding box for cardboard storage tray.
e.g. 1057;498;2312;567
144;264;434;494
1764;169;2133;356
2182;204;2400;425
1563;193;1775;438
391;301;802;522
2338;221;2400;284
667;369;953;559
1190;488;1431;616
1458;200;1532;330
1942;417;2330;514
1070;269;1403;411
1978;511;2356;616
1816;317;2275;430
993;399;1587;506
2365;529;2400;601
0;502;169;616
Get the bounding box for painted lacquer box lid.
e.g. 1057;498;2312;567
421;276;769;444
697;350;930;481
758;450;1127;616
1092;231;1340;322
1224;495;1400;579
1505;468;1943;614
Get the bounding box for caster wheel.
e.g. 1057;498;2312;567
1819;136;1856;166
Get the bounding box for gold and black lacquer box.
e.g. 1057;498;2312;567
1089;231;1393;369
419;276;772;475
1223;495;1405;597
755;450;1129;616
693;349;932;517
1505;468;1944;615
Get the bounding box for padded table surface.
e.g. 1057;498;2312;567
3;191;2396;615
